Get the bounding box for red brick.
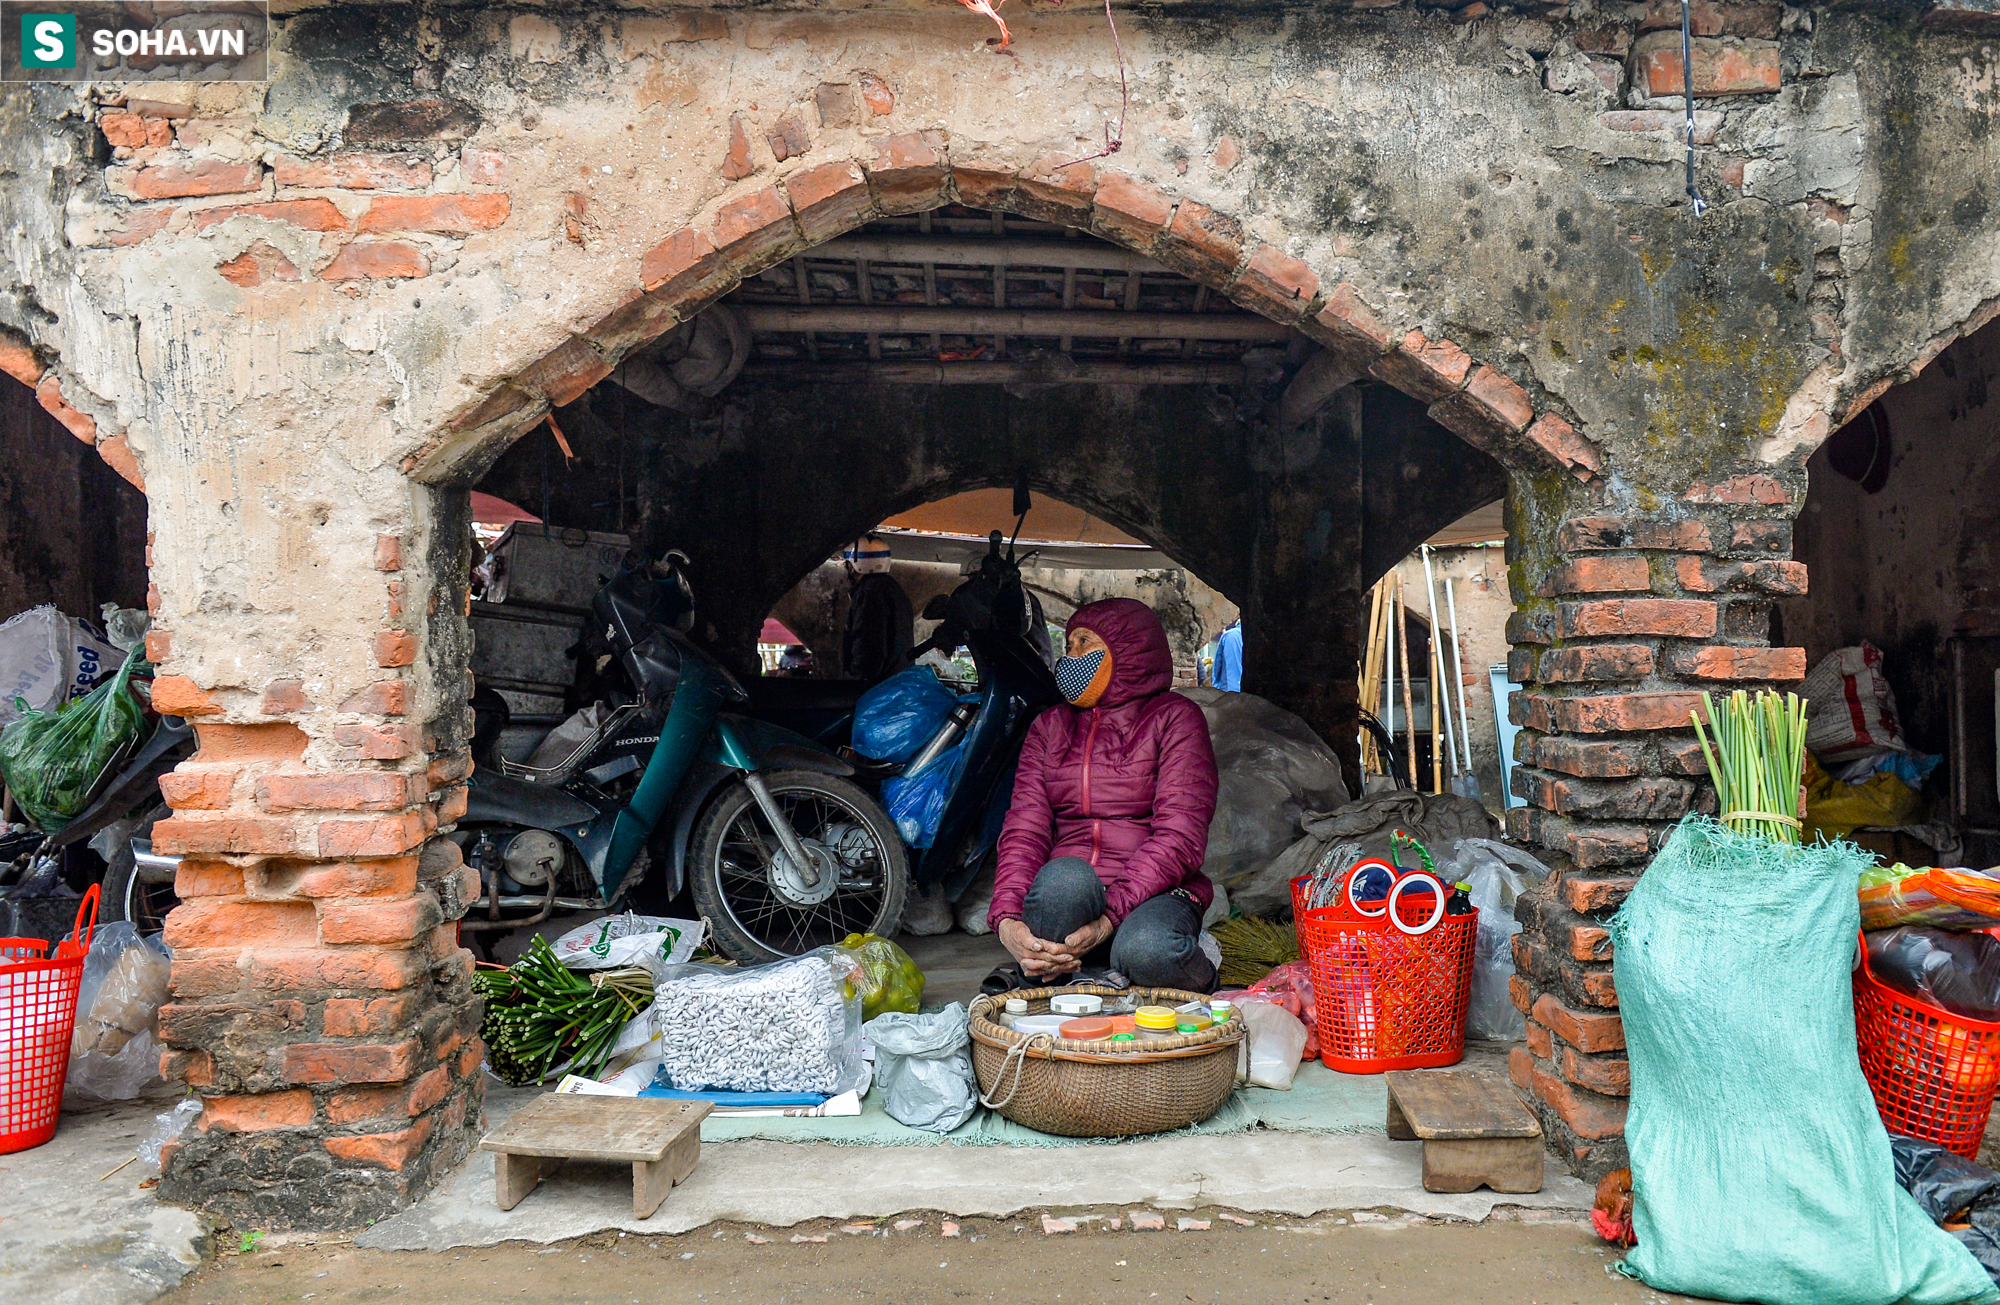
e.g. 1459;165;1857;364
859;72;894;115
1658;736;1709;775
222;244;293;287
370;629;416;668
318;894;441;946
333;723;418;760
283;1038;421;1085
950;160;1018;210
1536;645;1654;683
186;723;307;765
1524;1017;1553;1060
1460;364;1535;430
1509;974;1532;1015
0;332;41;385
639;228;722;300
1157;200;1244;283
709;186;798;269
461;148;507;186
1558;599;1716;639
765;115;809;163
1558;876;1638;916
1013;159;1099;227
152;815;299;857
371;533;402;571
259;771;410;813
436;784;469;824
1683;473;1789;505
1664;645;1807;681
1369;330;1473;403
324;1114;434;1170
1230;244;1319;320
1566;824;1654;870
1532;739;1647;782
201;1090;315;1132
164;899;317;950
248;946;429;993
275;152;433;190
1510;692;1557;733
190;199;347;232
1560;919;1614;962
1639;0;1780;39
1508;1045;1535;1091
1728;519;1791;554
161;1049;216;1087
1599;109;1724;145
785;161;875;246
720;115;756;181
358;193;509;234
258;679;309;715
1089;173;1175;250
1548;775;1695;821
428;750;473;788
1539;557;1650;596
1524;411;1605;482
319;811;432;858
112;159;263;200
169;955;245;999
295;856;419;898
1633;34;1781;98
99;112;155;148
339;681;409;715
174;862;242;897
1558;516;1713;553
103;204;173;248
324;994;417;1038
865;132;949;214
1561;1044;1630;1096
151;675;222;717
320;240;428;280
1530;1059;1628;1139
1308;283;1396;366
458;1038;485;1079
160;768;236;809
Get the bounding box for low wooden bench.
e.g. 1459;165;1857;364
479;1094;711;1218
1384;1069;1544;1195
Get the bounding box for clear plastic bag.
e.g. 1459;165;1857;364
137;1097;201;1167
1225;959;1319;1061
864;1003;977;1133
1442;839;1551;1041
650;955;868;1094
1234;998;1309;1089
0;644;147;832
851;666;957;763
66;922;171;1100
821;932;924;1021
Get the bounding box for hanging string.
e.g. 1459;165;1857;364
1682;0;1706;216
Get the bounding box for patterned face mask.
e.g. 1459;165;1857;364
1055;646;1112;707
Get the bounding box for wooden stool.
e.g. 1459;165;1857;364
479;1094;712;1218
1384;1069;1544;1195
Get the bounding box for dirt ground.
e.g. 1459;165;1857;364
161;1209;1697;1305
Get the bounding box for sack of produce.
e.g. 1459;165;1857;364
0;645;147;833
1801;642;1913;765
1612;817;1996;1304
852;665;957;764
1859;863;2000;931
820;931;924;1020
650;953;868;1095
65;922;171;1101
866;1003;977;1133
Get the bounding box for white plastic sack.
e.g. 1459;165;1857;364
1442;838;1551;1042
1236;998;1308;1089
66;923;171;1100
0;607;68;728
551;912;705;973
527;703;607;770
1801;642;1911;764
864;1003;978;1132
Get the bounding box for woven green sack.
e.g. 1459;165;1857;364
0;645;147;833
1612;817;1997;1305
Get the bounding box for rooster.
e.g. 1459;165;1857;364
1592;1168;1636;1247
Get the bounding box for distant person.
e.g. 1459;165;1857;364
841;536;913;685
1211;620;1243;692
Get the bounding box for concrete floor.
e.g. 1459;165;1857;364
0;1086;210;1305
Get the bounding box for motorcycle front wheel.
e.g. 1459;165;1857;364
690;769;910;965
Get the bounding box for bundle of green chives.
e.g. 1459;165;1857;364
1689;689;1809;846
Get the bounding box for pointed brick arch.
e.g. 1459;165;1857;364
407;140;1604;491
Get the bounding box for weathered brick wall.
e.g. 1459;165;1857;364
1500;476;1807;1178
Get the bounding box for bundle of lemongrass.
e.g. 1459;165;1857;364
1689;689;1809;846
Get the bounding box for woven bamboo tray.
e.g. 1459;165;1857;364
968;985;1244;1138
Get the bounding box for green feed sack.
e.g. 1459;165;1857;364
1613;817;1997;1305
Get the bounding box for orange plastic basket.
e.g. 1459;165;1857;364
1854;932;2000;1159
1292;872;1476;1074
0;885;98;1154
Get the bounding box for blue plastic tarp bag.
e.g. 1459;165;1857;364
1612;816;1997;1305
882;743;965;849
852;665;956;764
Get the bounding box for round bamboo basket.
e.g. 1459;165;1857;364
968;985;1244;1137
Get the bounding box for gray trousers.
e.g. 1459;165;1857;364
1020;857;1215;993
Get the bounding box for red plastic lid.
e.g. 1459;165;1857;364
1059;1017;1113;1040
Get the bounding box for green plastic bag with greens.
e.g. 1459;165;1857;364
0;646;148;833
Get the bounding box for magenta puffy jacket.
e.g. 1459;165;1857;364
989;597;1219;929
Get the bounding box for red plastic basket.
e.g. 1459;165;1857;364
1854;932;2000;1160
1291;872;1477;1073
0;886;98;1154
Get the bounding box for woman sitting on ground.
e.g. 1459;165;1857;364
988;597;1220;992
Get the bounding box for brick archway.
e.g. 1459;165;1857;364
406;142;1606;493
0;331;146;493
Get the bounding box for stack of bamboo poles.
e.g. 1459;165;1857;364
1358;548;1480;794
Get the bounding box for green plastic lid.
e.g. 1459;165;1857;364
1110;1032;1137;1042
1177;1023;1201;1034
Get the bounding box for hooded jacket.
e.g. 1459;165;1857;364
989;597;1219;929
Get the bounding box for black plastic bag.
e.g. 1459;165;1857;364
1891;1133;2000;1223
1865;928;2000;1022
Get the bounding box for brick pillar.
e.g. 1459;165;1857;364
146;485;483;1228
1500;474;1806;1180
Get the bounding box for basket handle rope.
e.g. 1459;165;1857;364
979;1032;1055;1109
